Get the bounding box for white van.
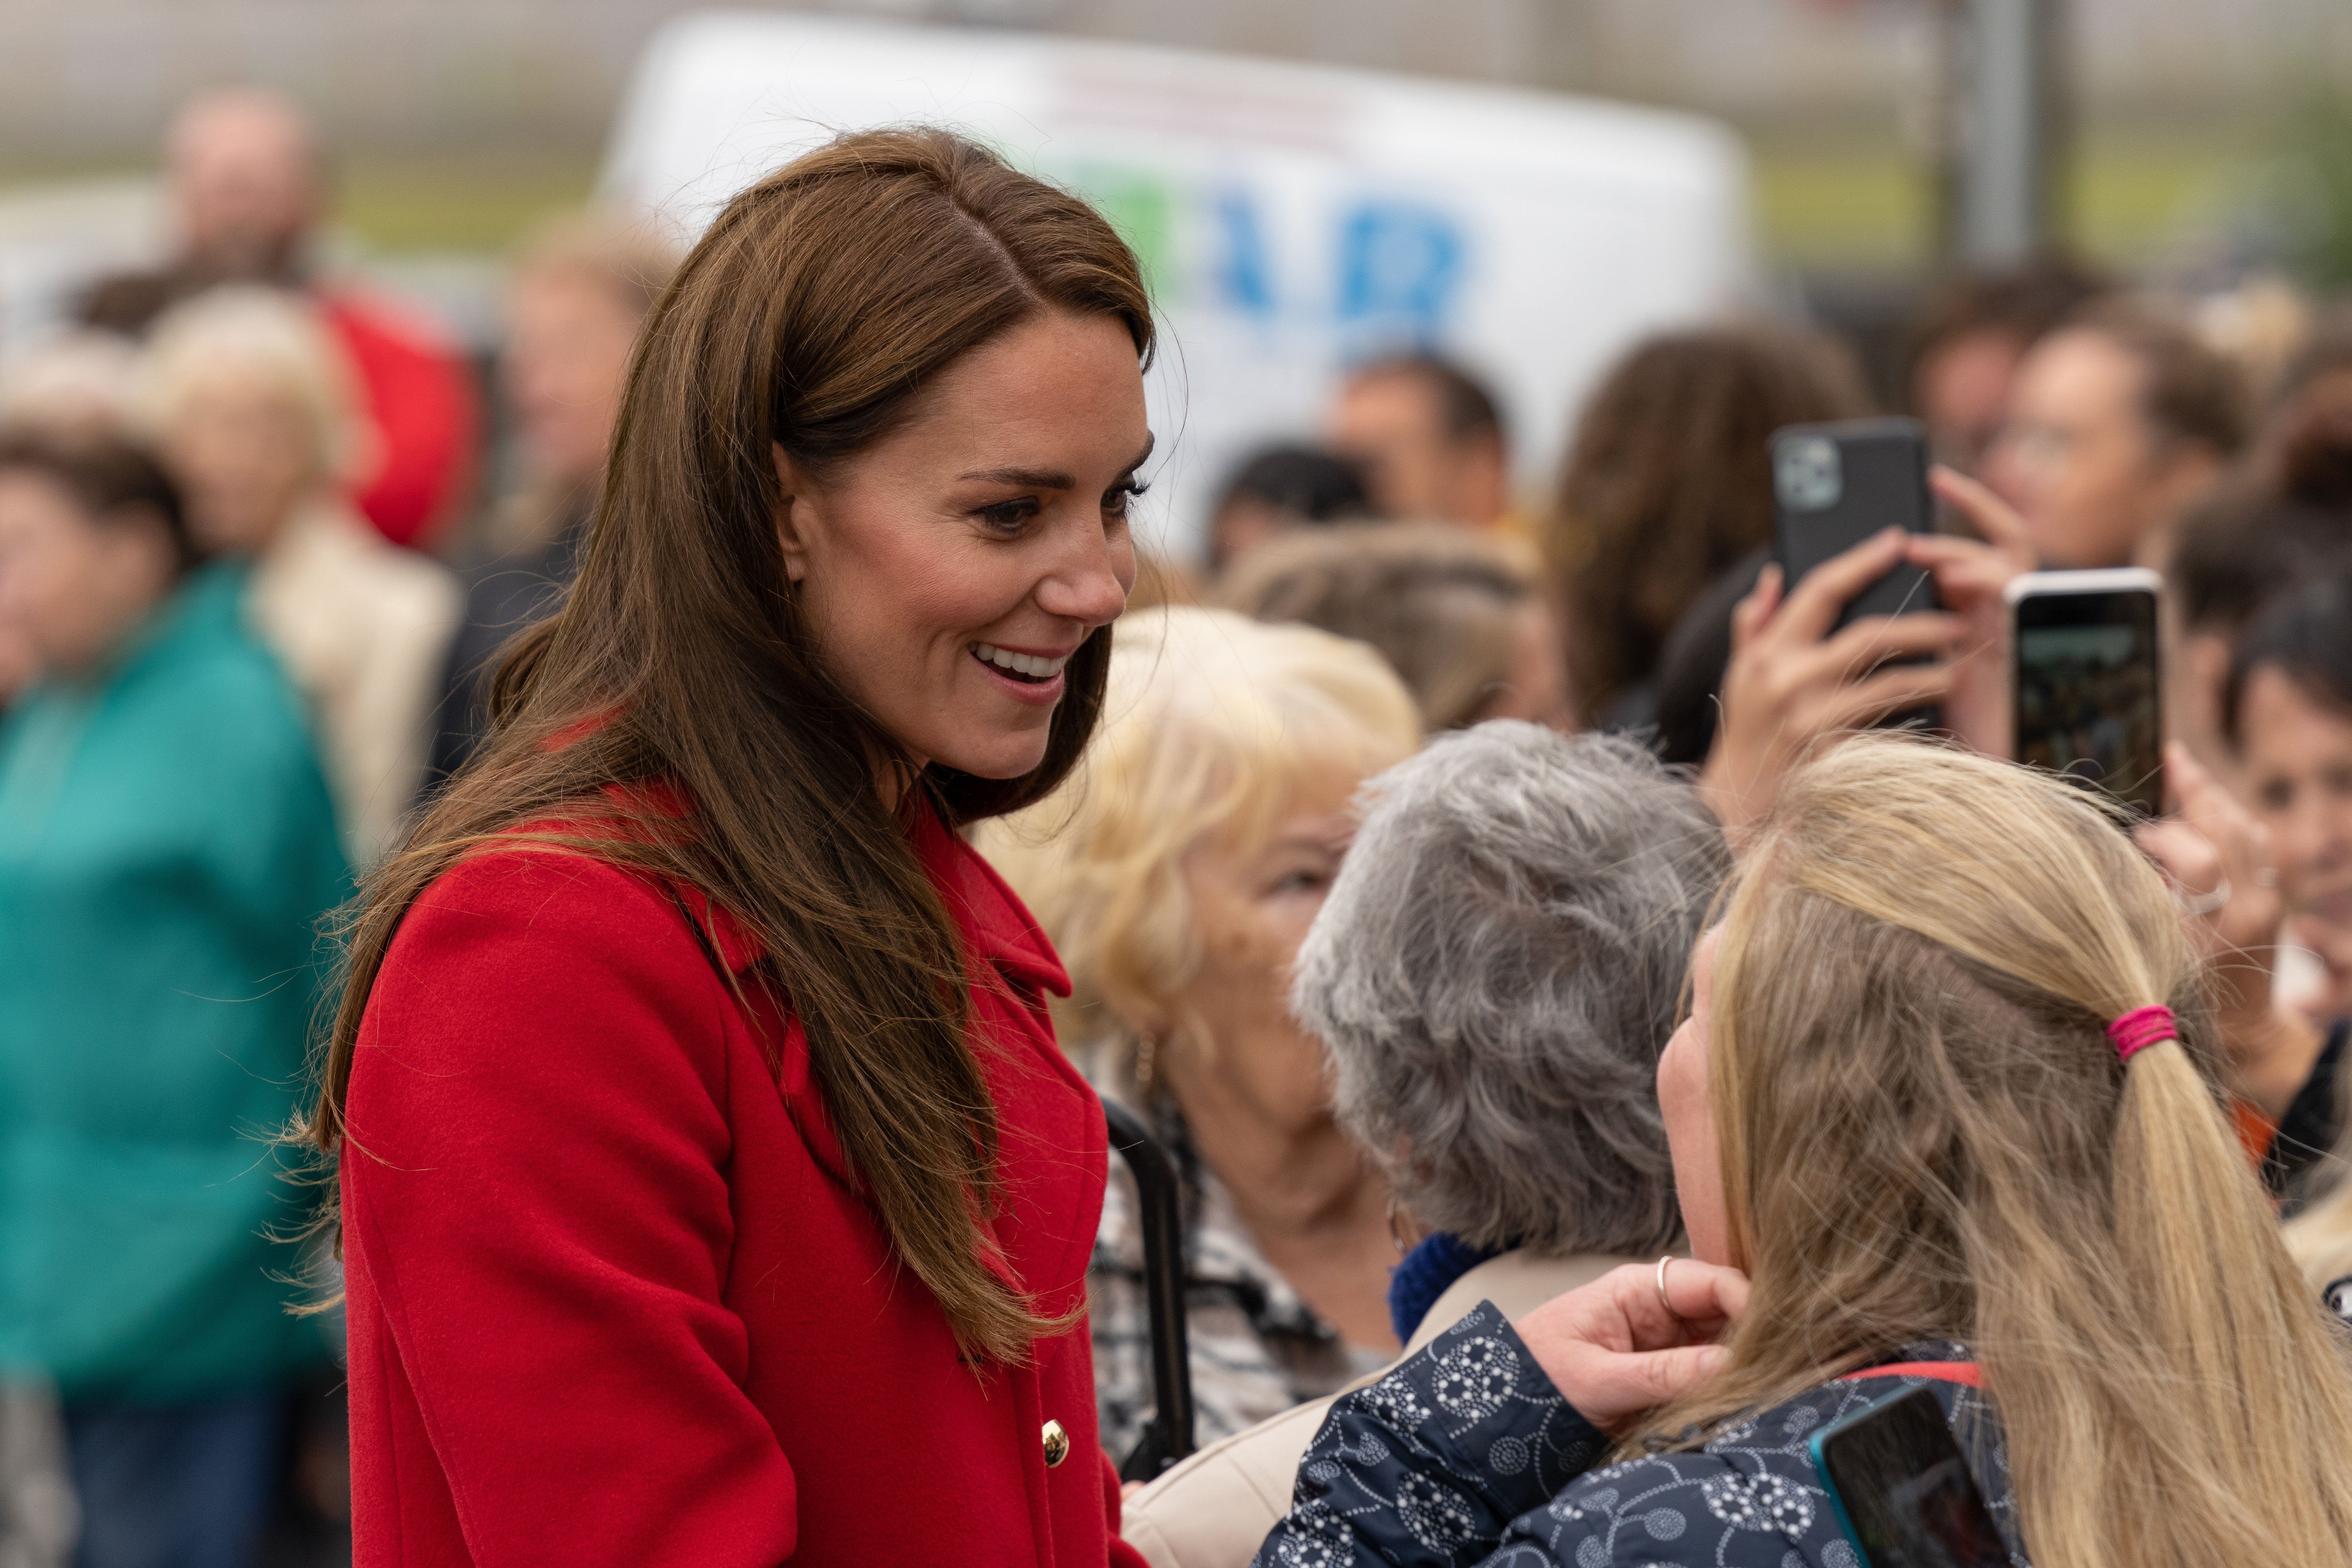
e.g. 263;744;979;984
601;11;1753;559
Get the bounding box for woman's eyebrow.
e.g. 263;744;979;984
1274;820;1356;854
958;465;1072;488
956;436;1155;491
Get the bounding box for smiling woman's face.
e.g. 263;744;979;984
771;309;1150;782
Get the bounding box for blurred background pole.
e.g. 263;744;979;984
1938;0;2069;267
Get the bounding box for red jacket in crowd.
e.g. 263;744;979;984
340;802;1145;1566
319;292;479;549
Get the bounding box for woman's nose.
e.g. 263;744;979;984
1035;524;1133;628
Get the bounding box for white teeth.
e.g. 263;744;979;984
973;642;1069;679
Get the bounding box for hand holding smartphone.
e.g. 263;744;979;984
1772;418;1941;627
1706;552;1963;841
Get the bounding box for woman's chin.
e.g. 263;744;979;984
927;735;1054;782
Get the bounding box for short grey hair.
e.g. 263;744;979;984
1290;721;1729;1257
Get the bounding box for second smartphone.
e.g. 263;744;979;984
2006;568;2164;818
1810;1383;2010;1568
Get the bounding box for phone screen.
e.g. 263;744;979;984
1812;1387;2009;1568
2012;584;2162;817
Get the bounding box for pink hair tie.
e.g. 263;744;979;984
2107;1004;2176;1065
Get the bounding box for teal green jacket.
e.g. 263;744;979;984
0;563;351;1401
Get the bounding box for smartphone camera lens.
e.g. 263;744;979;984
1776;435;1843;512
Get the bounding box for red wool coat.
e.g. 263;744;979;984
340;803;1146;1566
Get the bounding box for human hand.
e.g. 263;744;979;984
1701;530;1962;839
1905;467;2037;757
2135;741;2320;1117
1514;1259;1750;1434
2136;742;2280;976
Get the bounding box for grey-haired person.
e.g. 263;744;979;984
1119;721;1729;1568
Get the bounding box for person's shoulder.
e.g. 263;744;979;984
350;843;756;1161
75;268;181;334
1513;1372;1982;1568
126;570;313;739
405;837;681;947
340;509;458;594
398;801;763;978
1409;1251;1640;1355
281;508;461;621
316;285;467;361
1120;1395;1337;1566
376;839;747;1040
1514;1417;1850;1567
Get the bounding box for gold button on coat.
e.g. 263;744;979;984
1040;1419;1070;1468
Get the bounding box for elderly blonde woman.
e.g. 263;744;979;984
137;286;458;861
1119;723;1727;1568
977;605;1421;1463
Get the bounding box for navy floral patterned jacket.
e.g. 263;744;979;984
1253;1301;2028;1568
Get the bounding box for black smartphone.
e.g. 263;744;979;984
1771;417;1940;627
1810;1385;2009;1568
2006;568;2164;818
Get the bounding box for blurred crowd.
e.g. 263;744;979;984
7;81;2352;1568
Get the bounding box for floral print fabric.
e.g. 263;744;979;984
1255;1302;2026;1568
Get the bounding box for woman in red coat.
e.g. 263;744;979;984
306;129;1159;1566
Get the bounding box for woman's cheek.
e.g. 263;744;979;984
1657;1028;1707;1154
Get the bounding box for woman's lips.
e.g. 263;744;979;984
970;645;1065;706
972;641;1072;679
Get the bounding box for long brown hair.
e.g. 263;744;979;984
306;128;1154;1364
1641;736;2352;1567
1544;324;1867;716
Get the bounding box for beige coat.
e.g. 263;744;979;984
246;503;460;865
1119;1249;1637;1568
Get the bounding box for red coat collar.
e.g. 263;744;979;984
663;790;1069;1001
904;799;1070;1001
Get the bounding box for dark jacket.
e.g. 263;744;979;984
1253;1304;2023;1568
419;505;588;793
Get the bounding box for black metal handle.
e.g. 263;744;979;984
1103;1099;1195;1482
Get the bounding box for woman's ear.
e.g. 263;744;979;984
771;441;811;585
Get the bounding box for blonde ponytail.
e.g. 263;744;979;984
1637;735;2352;1568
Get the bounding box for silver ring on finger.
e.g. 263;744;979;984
1655;1255;1679;1319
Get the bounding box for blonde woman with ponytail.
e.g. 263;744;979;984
1258;733;2352;1568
